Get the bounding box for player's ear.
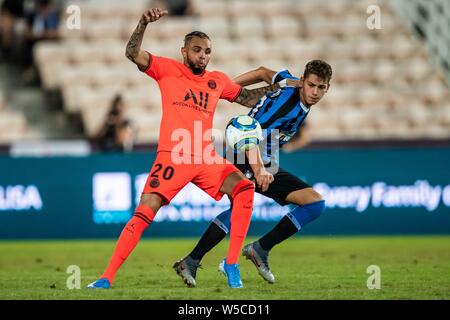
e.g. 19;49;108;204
181;47;187;59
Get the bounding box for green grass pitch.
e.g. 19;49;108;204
0;236;449;300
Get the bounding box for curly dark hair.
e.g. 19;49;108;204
184;31;210;47
303;60;332;83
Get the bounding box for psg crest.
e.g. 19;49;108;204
208;80;216;89
149;178;160;188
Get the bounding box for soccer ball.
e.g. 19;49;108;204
225;115;263;152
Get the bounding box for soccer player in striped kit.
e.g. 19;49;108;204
174;60;332;286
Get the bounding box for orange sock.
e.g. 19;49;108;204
226;180;255;264
100;205;155;284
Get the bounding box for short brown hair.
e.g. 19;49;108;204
184;31;210;47
303;60;332;83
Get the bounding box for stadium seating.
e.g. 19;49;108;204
0;91;27;143
30;0;450;144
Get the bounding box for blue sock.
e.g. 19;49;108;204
212;208;232;234
259;200;325;251
286;200;326;231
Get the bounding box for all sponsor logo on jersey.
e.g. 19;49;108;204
183;89;209;109
173;89;212;115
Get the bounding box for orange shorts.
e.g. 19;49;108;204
142;151;239;205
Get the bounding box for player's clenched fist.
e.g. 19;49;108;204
254;168;274;192
140;8;168;25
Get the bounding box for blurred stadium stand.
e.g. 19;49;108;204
0;89;27;143
391;0;450;84
1;0;450;150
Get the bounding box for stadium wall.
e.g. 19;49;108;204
1;147;450;239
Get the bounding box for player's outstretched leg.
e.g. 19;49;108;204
173;209;230;287
245;198;325;283
87;201;158;289
224;178;255;288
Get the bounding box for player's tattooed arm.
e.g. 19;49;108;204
235;84;279;108
235;79;300;108
126;8;168;70
125;22;148;70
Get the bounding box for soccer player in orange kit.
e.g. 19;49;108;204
87;8;300;289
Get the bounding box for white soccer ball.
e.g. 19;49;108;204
225;115;263;152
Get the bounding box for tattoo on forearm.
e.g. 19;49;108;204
235;83;280;107
126;22;146;61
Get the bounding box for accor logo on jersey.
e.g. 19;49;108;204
173;89;212;115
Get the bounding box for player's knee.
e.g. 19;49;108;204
309;199;326;220
231;178;255;200
305;190;324;204
307;191;325;220
300;199;326;223
139;193;163;214
288;199;325;230
287;188;323;206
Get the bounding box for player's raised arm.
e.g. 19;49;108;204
125;8;168;71
233;66;277;86
234;78;301;108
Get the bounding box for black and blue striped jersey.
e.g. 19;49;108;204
248;69;310;163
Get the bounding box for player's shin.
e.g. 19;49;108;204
188;209;230;261
100;205;155;284
227;180;255;264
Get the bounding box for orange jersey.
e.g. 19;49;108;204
143;53;242;156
